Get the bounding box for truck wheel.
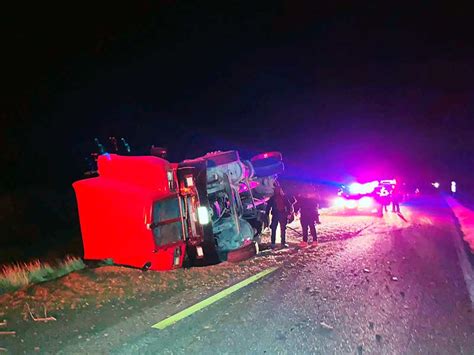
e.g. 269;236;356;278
203;151;239;167
251;151;282;165
253;161;284;177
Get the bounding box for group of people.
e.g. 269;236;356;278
265;185;320;249
378;184;402;214
263;182;405;249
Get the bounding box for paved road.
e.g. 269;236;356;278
112;197;474;354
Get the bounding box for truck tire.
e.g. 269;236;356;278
253;161;285;177
204;151;239;167
251;151;282;166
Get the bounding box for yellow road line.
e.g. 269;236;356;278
152;266;279;330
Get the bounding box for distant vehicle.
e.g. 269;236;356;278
332;180;391;216
380;179;397;192
333;181;381;214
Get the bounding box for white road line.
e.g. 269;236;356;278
452;228;474;307
446;198;474;308
454;232;474;308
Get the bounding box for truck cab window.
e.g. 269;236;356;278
152;197;183;246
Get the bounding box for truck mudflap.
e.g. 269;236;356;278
226;241;259;263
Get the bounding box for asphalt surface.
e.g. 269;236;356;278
106;197;474;355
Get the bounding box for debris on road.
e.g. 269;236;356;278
26;304;57;322
319;322;334;331
0;331;16;336
305;287;319;295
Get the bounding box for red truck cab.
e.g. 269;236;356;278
73;154;187;271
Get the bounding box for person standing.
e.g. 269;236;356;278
374;186;389;217
380;186;390;213
294;189;320;247
265;185;293;249
392;184;401;213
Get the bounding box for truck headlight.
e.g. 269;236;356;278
197;206;210;225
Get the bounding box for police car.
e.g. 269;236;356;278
332;180;394;216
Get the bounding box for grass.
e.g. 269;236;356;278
0;256;85;294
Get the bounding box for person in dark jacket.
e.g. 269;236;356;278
380;186;390;213
391;184;401;213
265;185;293;248
374;186;389;217
294;189;320;246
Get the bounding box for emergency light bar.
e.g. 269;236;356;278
348;181;379;194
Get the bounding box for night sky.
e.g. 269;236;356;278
2;1;474;191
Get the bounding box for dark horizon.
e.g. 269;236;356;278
2;2;474;190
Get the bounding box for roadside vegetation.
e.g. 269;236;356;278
0;256;85;294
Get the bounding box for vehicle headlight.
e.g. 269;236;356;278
359;196;373;208
197;206;210;225
345;199;358;209
334;197;345;208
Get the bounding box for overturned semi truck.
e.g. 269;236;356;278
73;150;283;270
